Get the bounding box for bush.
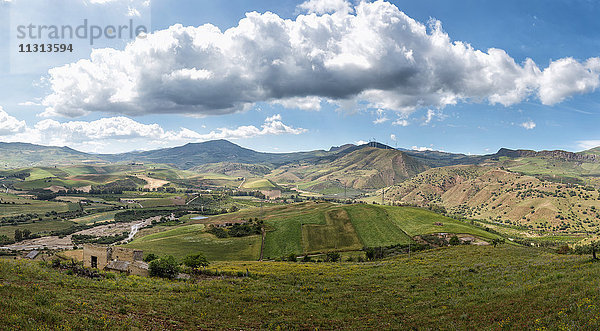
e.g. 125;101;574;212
325;252;340;262
449;235;460;246
143;253;159;263
149;256;180;279
301;255;312;262
183;253;209;269
286;254;297;262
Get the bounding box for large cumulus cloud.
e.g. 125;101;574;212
41;0;600;118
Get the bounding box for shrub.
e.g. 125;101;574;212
325;252;340;262
183;253;209;269
449;235;460;246
557;245;571;254
149;256;180;279
286;254;297;262
301;255;312;262
143;253;159;263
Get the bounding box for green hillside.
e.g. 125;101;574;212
124;224;262;260
2;246;600;329
0;143;102;168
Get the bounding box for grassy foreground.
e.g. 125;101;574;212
1;245;600;329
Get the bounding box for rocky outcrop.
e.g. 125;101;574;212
495;148;599;162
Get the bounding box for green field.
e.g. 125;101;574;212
382;206;502;240
344;204;413;246
14;178;95;190
301;209;362;253
242;178;277;189
0;219;75;239
2;245;600;329
124;224;262;260
137;198;178;208
175;202;504;260
0;194;72;217
71;211;119;225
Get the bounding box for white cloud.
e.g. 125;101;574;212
41;1;600;118
0;107;27;135
297;0;352;15
422;109;446;125
577;140;600;150
538;57;600;105
412;146;433;151
392;119;409;126
373;109;389;124
127;5;140;17
390;134;396;141
355;140;368;145
17;101;41;106
520;120;536;130
0;111;305;153
271;96;322;110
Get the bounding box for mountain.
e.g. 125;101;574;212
495;148;600;162
268;147;428;192
581;147;600;156
403;150;483;167
328;144;355;153
103;140;337;169
0;142;102;168
191;162;272;177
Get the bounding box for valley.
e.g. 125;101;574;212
1;139;600;329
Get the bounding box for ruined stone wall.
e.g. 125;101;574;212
111;247;143;262
83;244;109;269
129;261;150;277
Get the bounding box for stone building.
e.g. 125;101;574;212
83;244;149;277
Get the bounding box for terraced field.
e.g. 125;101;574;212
128;202;502;261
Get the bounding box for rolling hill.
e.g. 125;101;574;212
385;165;600;233
268;147;428;193
0;142;102;168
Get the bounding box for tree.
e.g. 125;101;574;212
449;235;460;246
183;253;210;269
14;229;22;242
592;241;599;260
0;235;14;245
143;253;159;263
149;256;180;279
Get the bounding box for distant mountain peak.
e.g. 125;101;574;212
328;144;355;152
362;141;395;150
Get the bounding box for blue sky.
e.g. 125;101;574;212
0;0;599;154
